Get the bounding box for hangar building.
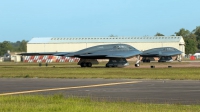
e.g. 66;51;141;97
27;36;185;55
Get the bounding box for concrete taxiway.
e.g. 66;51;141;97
0;78;200;104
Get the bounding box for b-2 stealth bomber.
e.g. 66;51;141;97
140;47;182;62
20;44;142;67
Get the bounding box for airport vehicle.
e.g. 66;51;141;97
20;44;142;67
140;47;182;62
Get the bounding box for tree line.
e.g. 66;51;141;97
155;26;200;54
0;40;27;56
0;26;200;56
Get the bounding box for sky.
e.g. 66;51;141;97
0;0;200;42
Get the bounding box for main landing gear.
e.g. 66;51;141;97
78;59;99;67
105;58;129;67
80;62;92;67
158;56;173;62
177;54;182;62
135;55;140;67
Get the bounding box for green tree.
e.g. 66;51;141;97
18;40;27;52
155;32;164;36
193;26;200;49
109;34;118;37
185;38;197;54
175;28;190;38
0;41;13;56
175;28;197;54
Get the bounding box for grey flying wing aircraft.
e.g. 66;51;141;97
140;47;182;62
20;44;142;67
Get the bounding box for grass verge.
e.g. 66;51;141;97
0;94;200;112
0;62;200;79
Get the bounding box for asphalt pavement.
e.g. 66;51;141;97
0;78;200;104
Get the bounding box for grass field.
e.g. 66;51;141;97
0;62;200;80
1;94;200;112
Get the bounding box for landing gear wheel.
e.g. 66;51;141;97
135;63;140;67
86;62;92;67
80;62;87;67
143;59;150;63
106;64;111;68
112;65;117;67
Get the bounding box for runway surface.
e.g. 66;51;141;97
0;78;200;104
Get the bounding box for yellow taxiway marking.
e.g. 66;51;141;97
0;81;140;96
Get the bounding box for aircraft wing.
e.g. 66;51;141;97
156;52;182;56
70;50;141;58
141;51;182;57
106;51;142;58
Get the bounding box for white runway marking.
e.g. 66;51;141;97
0;81;140;96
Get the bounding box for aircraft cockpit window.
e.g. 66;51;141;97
165;48;175;51
114;45;125;49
